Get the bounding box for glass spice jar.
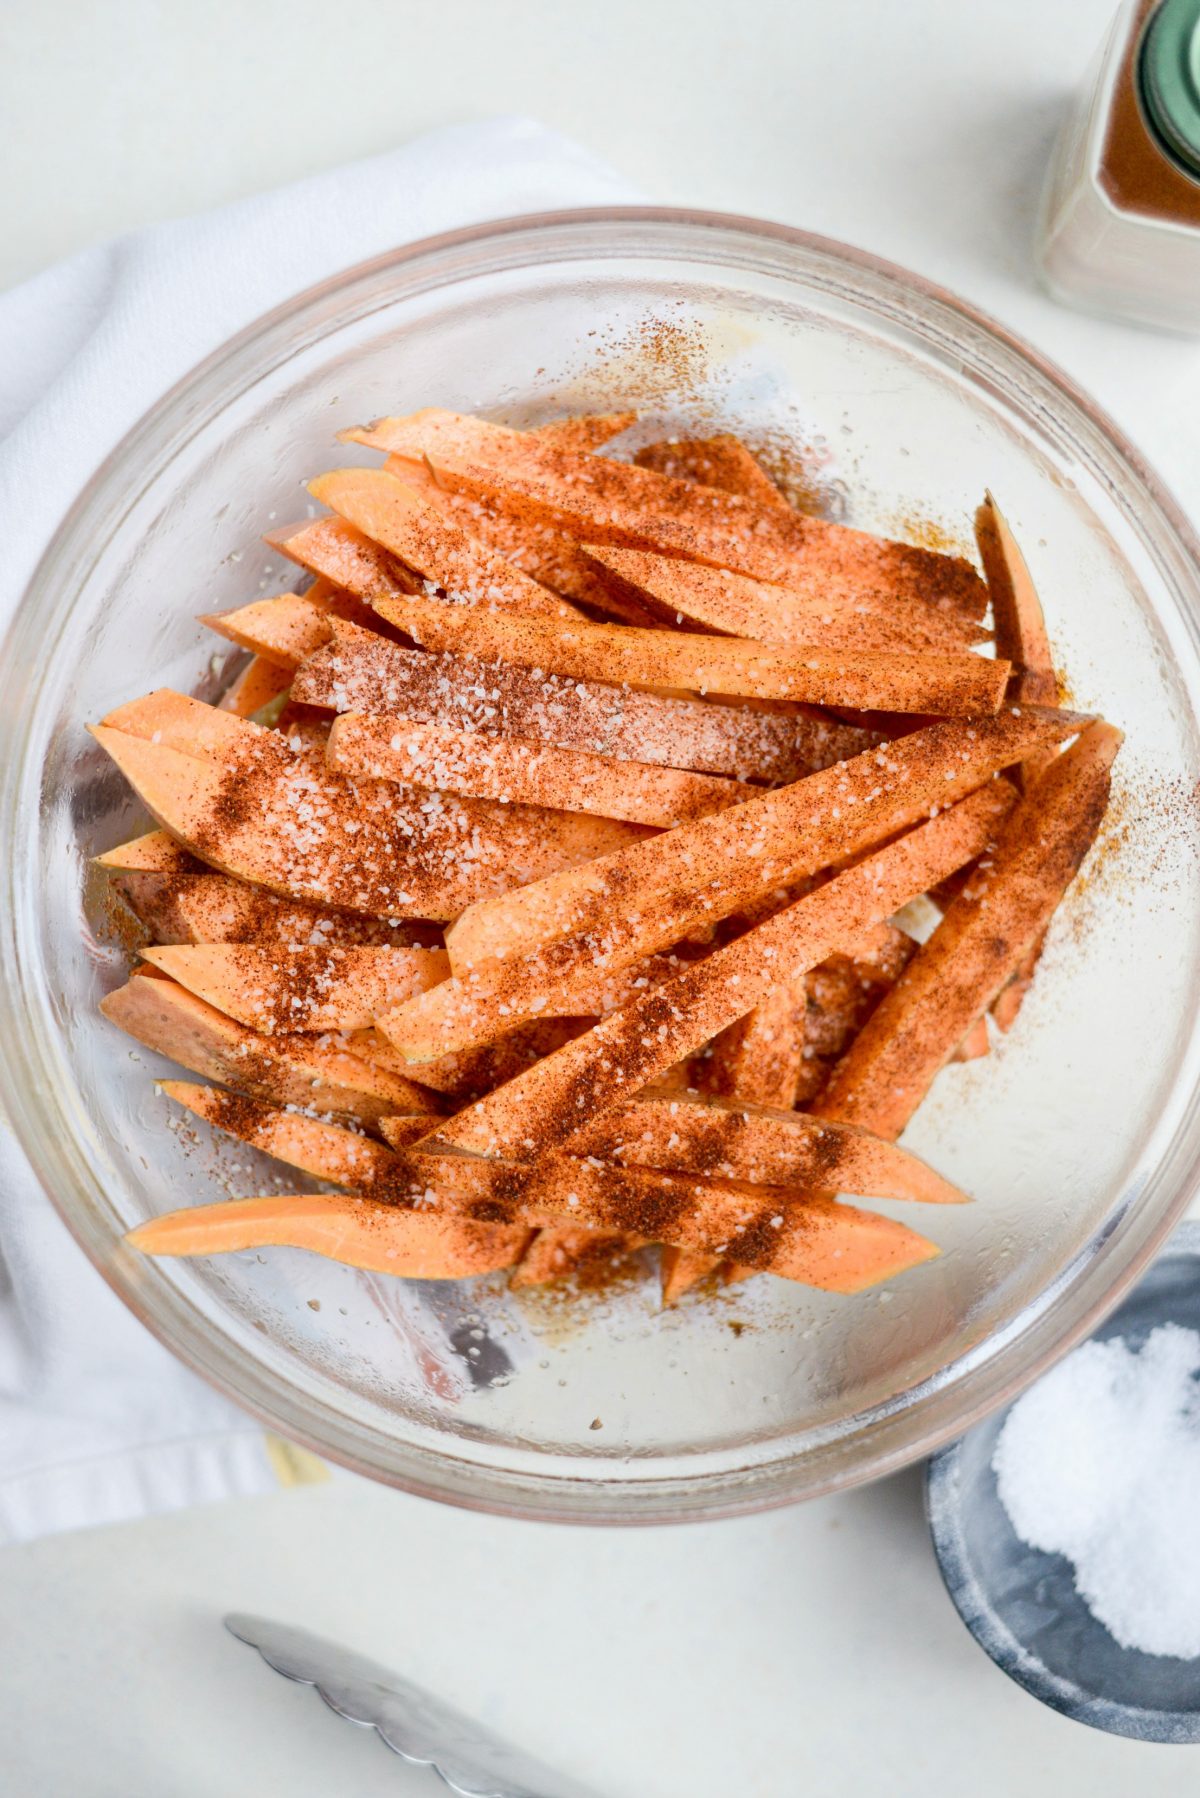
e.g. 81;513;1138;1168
1038;0;1200;331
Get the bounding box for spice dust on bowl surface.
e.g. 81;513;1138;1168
927;1221;1200;1743
5;214;1200;1520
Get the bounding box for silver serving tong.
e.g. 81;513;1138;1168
225;1613;600;1798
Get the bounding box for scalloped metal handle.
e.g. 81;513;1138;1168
225;1614;599;1798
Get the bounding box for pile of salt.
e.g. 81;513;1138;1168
993;1324;1200;1660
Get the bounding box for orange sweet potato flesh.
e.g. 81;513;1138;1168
421;782;1017;1161
345;557;1010;718
200;589;374;671
157;1081;938;1291
295;617;871;782
305;467;581;622
581;545;989;655
89;724;645;921
101;690;264;758
974;495;1057;710
344;410;989;622
114;868;432;949
814;721;1121;1141
673;975;811;1298
219;655;293;718
635;435;791;510
392;461;664;628
95;830;200;874
128;1194;529;1278
509;1226;643;1288
101;974;440;1121
141;943;449;1034
325;711;754;827
442;708;1076;978
532;411;637;452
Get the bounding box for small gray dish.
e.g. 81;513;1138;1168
926;1219;1200;1744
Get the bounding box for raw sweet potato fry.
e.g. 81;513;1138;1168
952;1016;991;1062
157;1081;944;1291
88;725;645;920
95;830;200;874
325;712;755;827
420;782;1018;1160
352;1019;592;1102
344;410;989;621
439;708;1079;987
634;435;791;510
974;494;1057;709
531;411;638;452
268;514;423;606
394;1151;940;1292
164;1075;967;1211
295;618;872;781
101;689;266;759
307;468;582;621
141;943;449;1034
128;1193;529;1279
200;589;372;671
101;973;440;1122
814;721;1121;1140
509;1226;642;1287
358;551;1011;714
392;461;662;627
115;868;435;948
702;979;810;1111
975;493;1062;1028
219;655;293;719
580;545;990;655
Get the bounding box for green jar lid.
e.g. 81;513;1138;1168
1140;0;1200;178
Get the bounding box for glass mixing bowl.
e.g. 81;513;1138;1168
3;210;1199;1524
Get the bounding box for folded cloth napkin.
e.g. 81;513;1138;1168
0;118;639;1544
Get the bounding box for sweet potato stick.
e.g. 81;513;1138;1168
663;978;810;1301
581;545;989;654
509;1227;641;1287
974;495;1057;709
200;590;371;671
634;435;792;510
295;618;871;780
952;1016;991;1062
348;554;1010;717
975;493;1062;1027
344;410;989;621
352;1019;592;1103
703;980;810;1110
95;830;199;874
391;462;662;627
814;721;1121;1140
158;1081;942;1291
88;725;644;920
101;690;265;759
436;708;1076;997
114;868;432;948
100;974;440;1121
420;783;1018;1160
219;656;292;719
128;1194;529;1279
141;943;449;1034
325;712;756;827
268;514;423;606
531;411;637;452
164;1078;967;1210
304;467;581;622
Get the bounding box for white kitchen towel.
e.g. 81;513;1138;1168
0;117;639;1544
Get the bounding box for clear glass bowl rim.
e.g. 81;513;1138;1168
3;204;1200;1525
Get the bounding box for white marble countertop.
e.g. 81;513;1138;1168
5;1;1200;1793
